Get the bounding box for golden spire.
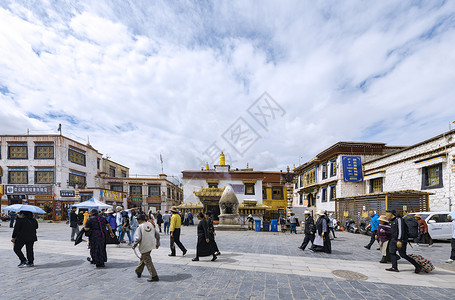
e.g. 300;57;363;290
247;162;249;168
205;162;209;170
220;152;225;165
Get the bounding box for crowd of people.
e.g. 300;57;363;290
8;205;455;280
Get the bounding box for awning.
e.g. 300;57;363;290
415;154;446;168
364;171;385;180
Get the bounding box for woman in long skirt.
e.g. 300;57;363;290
192;212;217;262
84;209;115;267
310;210;331;254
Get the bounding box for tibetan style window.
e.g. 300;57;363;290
8;167;28;184
262;187;267;199
272;187;283;200
121;170;127;178
422;163;443;190
130;185;142;195
68;146;86;166
208;182;218;188
110;184;123;192
109;166;116;177
148;184;160;196
329;185;336;201
69;170;86;188
303;168;316;186
370;178;383;193
35;167;54;184
8;142;28;159
244;183;255;195
321;187;328;202
330;159;337;177
34;142;54;159
97;158;100;169
322;163;328;180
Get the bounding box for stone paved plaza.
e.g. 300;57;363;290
1;222;454;299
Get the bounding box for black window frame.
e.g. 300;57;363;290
34;142;54;159
130;185;142;195
68;146;86;166
330;158;337;177
369;178;383;193
321;187;328;203
329;185;336;201
244;183;255;195
322;163;328;180
109;166;116;177
208;182;218;188
8;167;28;184
421;163;443;190
110;184;123;192
7;143;28;160
272;187;283;200
148;184;161;196
34;167;55;184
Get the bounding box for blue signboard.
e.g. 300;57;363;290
342;156;363;182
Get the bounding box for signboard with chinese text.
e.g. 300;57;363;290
6;185;52;195
60;190;75;197
342;156;363;182
100;190;122;202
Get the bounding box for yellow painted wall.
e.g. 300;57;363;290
263;187;287;211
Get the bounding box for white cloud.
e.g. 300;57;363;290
1;0;455;177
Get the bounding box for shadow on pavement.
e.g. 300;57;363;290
158;273;192;282
35;259;84;269
104;261;133;268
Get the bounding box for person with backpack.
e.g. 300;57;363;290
118;210;132;245
385;209;421;273
364;210;379;250
415;214;433;247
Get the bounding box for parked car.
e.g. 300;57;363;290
403;212;452;240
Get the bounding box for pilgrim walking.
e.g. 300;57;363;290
310;210;331;253
12;211;38;267
192;212;217;261
133;214;160;282
84;209;115;268
69;207;80;241
299;210;315;251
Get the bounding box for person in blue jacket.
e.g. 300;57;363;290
364;210;379;250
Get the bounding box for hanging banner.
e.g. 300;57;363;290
342;156;363;182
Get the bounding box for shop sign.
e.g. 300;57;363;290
6;185;52;195
100;189;122;202
131;196;142;203
60;190;75;197
342;156;363;182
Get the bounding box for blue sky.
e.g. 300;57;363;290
1;0;455;176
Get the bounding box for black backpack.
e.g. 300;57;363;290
404;217;419;239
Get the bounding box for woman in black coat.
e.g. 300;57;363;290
192;212;217;262
11;211;38;267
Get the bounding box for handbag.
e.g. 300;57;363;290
314;234;324;246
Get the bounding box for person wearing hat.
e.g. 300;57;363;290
385;209;421;273
132;214;160;282
415;214;433;247
376;215;392;263
298;210;315;251
69;207;80;242
310;210;331;253
84;209;115;268
169;206;187;256
106;208;117;238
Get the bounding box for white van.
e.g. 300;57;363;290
403;212;452;240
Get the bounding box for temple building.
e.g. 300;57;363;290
182;152;288;222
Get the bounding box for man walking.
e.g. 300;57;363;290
289;213;297;234
69;207;80;241
299;211;315;251
168;206;187;256
385;209;421;273
162;211;171;234
364;210;379;250
9;211;16;228
132;214;160;282
156;211;163;233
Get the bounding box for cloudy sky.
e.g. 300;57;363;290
1;0;455;178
